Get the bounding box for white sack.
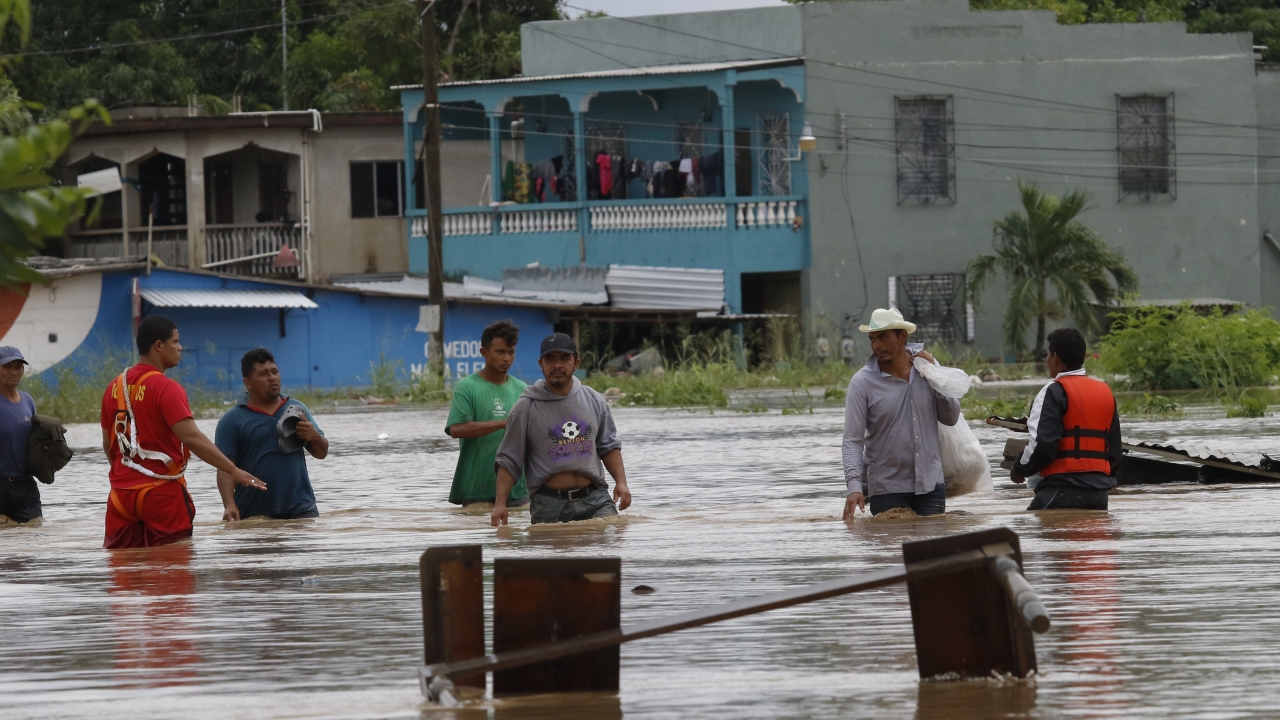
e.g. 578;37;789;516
939;412;993;498
913;356;972;398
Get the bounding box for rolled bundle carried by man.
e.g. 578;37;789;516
913;356;992;498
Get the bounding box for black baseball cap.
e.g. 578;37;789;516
539;332;578;358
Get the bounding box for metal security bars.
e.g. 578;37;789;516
897;273;967;343
759;114;793;196
1117;94;1176;201
895;96;955;205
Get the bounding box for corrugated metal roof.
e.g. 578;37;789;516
392;58;802;90
139;288;318;309
606;265;724;311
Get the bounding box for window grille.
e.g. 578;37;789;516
677;120;704;159
758;114;792;196
586;123;626;157
1117;94;1175;201
895;96;955;205
896;273;968;344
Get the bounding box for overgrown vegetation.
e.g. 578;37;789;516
1096;304;1280;392
1095;304;1280;417
960;393;1035;419
12;1;561;116
1119;392;1183;417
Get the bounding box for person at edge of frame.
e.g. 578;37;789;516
842;308;961;519
444;320;530;508
215;348;329;521
0;346;40;525
490;332;632;526
1011;327;1121;510
99;315;266;548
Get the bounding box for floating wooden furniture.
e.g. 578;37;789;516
418;527;1050;705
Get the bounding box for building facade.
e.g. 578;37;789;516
62;110;410;285
403;1;1279;355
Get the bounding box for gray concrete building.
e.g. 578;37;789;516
418;0;1275;356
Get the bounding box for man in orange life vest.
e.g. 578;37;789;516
1010;327;1121;510
99;315;266;548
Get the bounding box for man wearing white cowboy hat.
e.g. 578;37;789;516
841;308;960;519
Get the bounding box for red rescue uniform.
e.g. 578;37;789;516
100;364;196;549
1040;374;1116;477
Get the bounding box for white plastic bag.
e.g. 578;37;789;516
913;356;972;398
939;412;993;498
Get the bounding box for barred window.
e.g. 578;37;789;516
759;114;792;196
1117;94;1175;201
895;96;955;205
894;273;969;344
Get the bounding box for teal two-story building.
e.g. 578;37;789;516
397;56;810;318
399;2;1280;355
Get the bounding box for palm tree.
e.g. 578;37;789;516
968;182;1138;358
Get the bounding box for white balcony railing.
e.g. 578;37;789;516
590;203;727;232
204;224;302;278
499;210;578;234
412;199;801;238
413;210;578;237
736;200;798;229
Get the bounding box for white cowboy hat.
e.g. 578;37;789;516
859;308;917;334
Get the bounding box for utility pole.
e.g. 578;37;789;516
420;0;445;382
281;0;289;110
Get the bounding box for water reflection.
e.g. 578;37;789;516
108;542;199;687
1037;512;1127;716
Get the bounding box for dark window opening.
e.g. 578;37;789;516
137;154;187;227
895;96;955;205
1117;94;1175;201
257;161;292;223
351;160;404;218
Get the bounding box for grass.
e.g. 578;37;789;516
960;393;1035;419
1119;393;1183;418
21;348;456;425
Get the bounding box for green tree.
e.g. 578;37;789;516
968;182;1139;358
10;1;562;116
0;0;104;286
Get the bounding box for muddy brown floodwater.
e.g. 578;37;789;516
3;406;1280;719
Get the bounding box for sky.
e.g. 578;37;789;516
561;0;787;19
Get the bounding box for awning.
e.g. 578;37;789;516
139;288;318;309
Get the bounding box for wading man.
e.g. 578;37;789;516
444;320;529;507
1011;328;1120;510
0;346;40;524
100;316;265;548
491;333;632;526
843;308;961;519
215;348;328;521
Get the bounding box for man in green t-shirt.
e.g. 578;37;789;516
444;320;530;506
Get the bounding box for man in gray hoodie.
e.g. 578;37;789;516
491;333;633;525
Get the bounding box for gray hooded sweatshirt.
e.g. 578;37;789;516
494;377;622;495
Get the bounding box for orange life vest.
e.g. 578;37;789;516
1041;374;1116;477
108;370;189;523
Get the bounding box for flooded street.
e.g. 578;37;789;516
3;405;1280;719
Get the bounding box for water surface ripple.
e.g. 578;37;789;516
2;407;1279;719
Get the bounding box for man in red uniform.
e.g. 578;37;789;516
1011;327;1121;510
100;315;265;548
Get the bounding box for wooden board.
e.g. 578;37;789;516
492;557;621;696
420;545;485;688
903;527;1037;679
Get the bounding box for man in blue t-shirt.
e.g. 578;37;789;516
0;346;40;524
215;348;328;520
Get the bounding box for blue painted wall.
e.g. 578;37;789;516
38;268;553;395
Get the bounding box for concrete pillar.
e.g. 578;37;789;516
185;132;206;269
